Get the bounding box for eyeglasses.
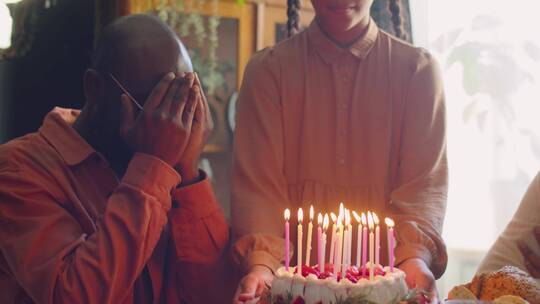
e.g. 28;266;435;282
109;73;144;110
109;72;208;111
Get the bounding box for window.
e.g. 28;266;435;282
411;0;540;295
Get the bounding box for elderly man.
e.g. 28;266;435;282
0;14;228;303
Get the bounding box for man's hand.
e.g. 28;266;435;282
518;226;540;278
175;72;214;185
233;265;273;304
399;258;439;303
119;72;197;168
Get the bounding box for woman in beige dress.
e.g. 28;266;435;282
231;0;448;302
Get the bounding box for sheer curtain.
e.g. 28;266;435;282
410;0;540;296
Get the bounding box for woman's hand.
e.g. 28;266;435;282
518;226;540;278
233;265;274;304
399;258;439;303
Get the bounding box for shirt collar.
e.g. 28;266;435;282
39;107;96;166
307;17;379;64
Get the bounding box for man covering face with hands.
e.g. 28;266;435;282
0;14;227;304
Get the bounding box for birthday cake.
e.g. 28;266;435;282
271;264;409;304
269;205;411;304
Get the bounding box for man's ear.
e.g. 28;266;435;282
83;69;104;108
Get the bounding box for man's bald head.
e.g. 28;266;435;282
92;14;192;76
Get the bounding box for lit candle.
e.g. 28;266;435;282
373;212;380;266
361;212;368;276
321;214;329;273
352;211;362;268
336;203;345;276
329;212;337;264
317;213;323;272
342;209;351;278
368;211;375;281
297;208;303;274
347;209;353;267
385;217;395;272
333;223;341;276
285;209;291;271
305;205;314;266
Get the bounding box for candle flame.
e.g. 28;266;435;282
367;211;374;230
361;212;367;226
323;213;329;230
309;205;314;221
298;208;303;222
330;212;337;223
352;211;361;223
284;209;290;221
339;202;344;218
385;217;395;228
373;212;380;226
318;213;323;225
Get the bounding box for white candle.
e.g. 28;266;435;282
297;208;303;274
347;209;352;267
373;212;380;266
385;217;395;272
368;211;375;280
321;214;329;273
333;224;341;276
317;213;322;272
329;212;337;264
285;209;291;271
305;205;314;266
336;203;344;277
353;211;362;268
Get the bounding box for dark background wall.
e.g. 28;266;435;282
0;0;94;143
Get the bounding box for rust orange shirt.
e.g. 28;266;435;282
0;108;229;303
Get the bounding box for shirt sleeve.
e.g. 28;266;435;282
389;51;449;279
0;153;179;304
477;171;540;279
167;170;230;303
230;49;292;274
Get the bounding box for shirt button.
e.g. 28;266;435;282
338;159;345;165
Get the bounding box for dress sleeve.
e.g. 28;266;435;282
230;49;292;274
477;171;540;277
0;153;179;303
389;51;449;279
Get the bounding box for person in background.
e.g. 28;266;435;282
0;14;228;303
477;172;540;285
230;0;448;302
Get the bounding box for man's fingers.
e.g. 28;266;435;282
144;72;175;111
158;75;183;114
194;72;213;130
178;84;198;127
119;94;135;135
170;73;194;119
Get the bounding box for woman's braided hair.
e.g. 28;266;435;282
286;0;301;37
388;0;407;41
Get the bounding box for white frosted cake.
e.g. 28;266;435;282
271;263;408;304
